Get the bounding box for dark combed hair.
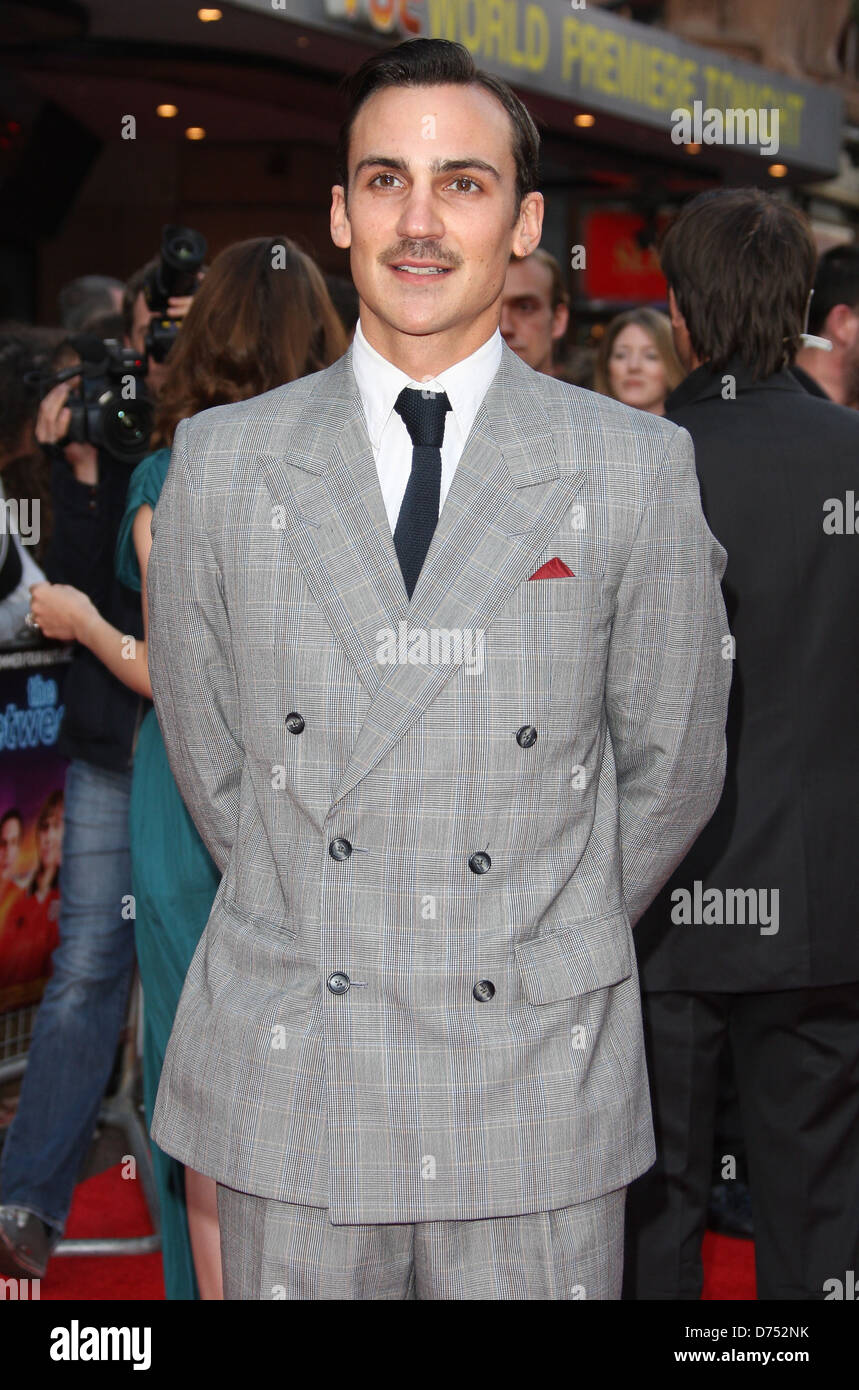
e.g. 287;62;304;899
807;244;859;335
659;188;817;381
335;37;540;215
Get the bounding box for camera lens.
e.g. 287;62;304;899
101;395;155;465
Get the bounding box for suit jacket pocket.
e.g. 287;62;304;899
514;909;632;1004
516;573;606;613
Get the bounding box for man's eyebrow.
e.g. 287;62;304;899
353;155;502;182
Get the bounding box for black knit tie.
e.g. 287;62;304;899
392;386;451;600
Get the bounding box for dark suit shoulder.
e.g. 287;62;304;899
671;377;859;444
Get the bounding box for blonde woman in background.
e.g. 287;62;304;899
594;306;683;416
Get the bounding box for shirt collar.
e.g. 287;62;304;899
352;317;502;449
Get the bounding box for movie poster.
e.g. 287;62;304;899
0;645;72;1015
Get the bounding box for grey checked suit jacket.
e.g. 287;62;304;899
147;340;730;1224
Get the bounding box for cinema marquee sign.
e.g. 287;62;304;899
249;0;843;175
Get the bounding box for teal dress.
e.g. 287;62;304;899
115;447;221;1301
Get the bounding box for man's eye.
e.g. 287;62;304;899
370;172;403;188
448;176;481;193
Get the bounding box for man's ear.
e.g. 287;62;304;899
668;286;683;330
330;185;351;250
511;191;544;259
825;302;859;349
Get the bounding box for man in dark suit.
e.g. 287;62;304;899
624;188;859;1301
795;244;859;405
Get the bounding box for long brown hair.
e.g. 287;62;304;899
153;236;349;446
593;307;683;401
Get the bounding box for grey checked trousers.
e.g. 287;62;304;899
216;1182;627;1300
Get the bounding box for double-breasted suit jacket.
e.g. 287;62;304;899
146;340;731;1224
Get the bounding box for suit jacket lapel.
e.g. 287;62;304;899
259;341;588;808
259;350;409;697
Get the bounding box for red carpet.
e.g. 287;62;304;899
40;1162;164;1300
34;1163;755;1300
701;1229;756;1299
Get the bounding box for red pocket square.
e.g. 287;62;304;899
528;557;575;580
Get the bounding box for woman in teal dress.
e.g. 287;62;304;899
114;444;221;1300
27;235;348;1297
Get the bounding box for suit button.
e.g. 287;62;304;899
285;712;305;734
327;972;351;995
468;851;492;875
473;979;495;1002
329;837;352;860
516;725;537;748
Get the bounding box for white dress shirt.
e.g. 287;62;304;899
351;317;503;536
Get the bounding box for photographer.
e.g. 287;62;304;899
123;227;207;398
0;233;203;1282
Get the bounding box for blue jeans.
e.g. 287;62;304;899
0;758;136;1234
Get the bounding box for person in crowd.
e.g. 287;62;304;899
624;188;859;1302
24;235;348;1299
145;37;729;1301
0;324;150;1282
594;307;683;415
0;793;63;989
58;276;125;335
500;247;570;374
794;244;859;405
0;325;61;568
121;262;198;398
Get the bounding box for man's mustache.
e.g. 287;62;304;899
381;243;462;268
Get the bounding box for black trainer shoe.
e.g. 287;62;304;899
0;1204;59;1279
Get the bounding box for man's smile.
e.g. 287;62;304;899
389;260;455;279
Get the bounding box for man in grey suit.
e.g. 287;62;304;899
146;37;731;1300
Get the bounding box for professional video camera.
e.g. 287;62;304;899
33;335;154;466
143;224;207;363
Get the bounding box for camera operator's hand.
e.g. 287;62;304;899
167;294;195;320
35;379;98;484
29;580;98;644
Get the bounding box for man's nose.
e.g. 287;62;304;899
396;185;446;243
